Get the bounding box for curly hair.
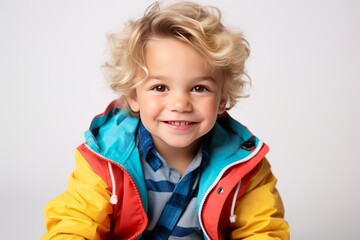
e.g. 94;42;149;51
103;1;250;113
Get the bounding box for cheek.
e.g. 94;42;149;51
138;97;162;113
198;98;221;116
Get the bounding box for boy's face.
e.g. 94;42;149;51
127;38;227;155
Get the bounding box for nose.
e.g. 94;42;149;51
167;91;193;112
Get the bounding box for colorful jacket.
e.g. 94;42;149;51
43;101;290;239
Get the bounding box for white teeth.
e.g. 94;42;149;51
168;121;190;126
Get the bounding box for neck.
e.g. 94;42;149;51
155;140;201;176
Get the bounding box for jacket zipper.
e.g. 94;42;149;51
198;141;264;239
83;144;148;240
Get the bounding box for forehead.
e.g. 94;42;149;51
144;37;221;78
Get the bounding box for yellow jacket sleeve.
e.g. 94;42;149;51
42;150;112;240
230;158;290;240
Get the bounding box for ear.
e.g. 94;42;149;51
217;94;228;114
126;91;140;113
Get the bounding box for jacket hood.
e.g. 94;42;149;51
84;102;259;165
85;101;140;163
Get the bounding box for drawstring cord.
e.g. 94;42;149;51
108;162;118;204
229;180;241;223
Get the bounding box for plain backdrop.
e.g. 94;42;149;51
1;0;359;239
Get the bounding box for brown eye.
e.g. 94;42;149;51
191;85;208;92
152;85;168;92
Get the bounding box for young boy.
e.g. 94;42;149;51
43;1;289;239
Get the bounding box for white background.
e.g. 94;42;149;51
1;0;359;239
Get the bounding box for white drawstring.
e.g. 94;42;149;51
108;162;118;204
229;180;241;223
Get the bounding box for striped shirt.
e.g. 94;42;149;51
137;122;209;239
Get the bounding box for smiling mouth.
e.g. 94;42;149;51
166;121;193;126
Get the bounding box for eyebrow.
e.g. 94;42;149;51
148;75;216;82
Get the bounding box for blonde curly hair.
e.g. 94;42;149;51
104;1;250;113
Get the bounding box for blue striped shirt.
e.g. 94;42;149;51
137;122;209;239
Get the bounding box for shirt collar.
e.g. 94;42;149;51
137;121;211;171
137;122;162;171
138;122;154;157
